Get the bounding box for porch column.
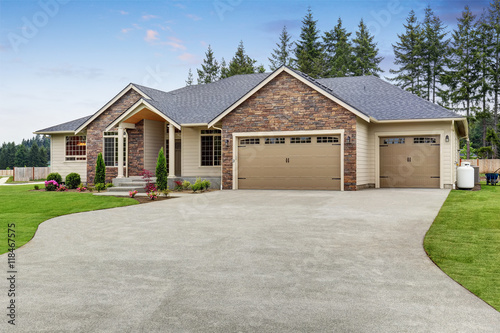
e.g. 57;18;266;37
117;125;124;178
168;123;175;178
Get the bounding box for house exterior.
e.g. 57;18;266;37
35;66;468;191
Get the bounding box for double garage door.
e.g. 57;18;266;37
237;135;341;190
380;136;440;188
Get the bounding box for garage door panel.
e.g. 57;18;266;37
238;135;341;190
380;136;440;189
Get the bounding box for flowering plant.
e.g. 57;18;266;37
174;180;183;191
147;191;158;200
77;186;87;192
45;180;59;191
129;190;138;198
56;185;68;192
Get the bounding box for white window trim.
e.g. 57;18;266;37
65;135;87;162
199;129;222;167
232;130;345;191
103;132;128;168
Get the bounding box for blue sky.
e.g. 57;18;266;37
0;0;490;144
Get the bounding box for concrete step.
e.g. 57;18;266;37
115;182;147;187
107;186;146;193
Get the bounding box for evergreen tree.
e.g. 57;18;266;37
269;26;294;70
444;6;481;158
15;145;28;167
487;0;500;141
197;45;220;84
95;152;106;184
352;19;384;76
220;58;229;79
222;41;261;78
389;10;424;95
39;146;48;167
186;68;194;86
155;147;168;191
323;18;353;77
29;143;40;167
294;8;324;78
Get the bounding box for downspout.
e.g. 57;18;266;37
212;125;224;190
451;120;455;189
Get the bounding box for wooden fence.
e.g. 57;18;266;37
461;159;500;173
0;170;13;176
13;167;51;182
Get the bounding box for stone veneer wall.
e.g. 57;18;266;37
86;90;143;184
221;72;357;191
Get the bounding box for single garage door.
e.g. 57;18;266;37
238;135;341;190
380;136;440;188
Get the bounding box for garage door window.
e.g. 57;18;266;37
290;137;311;144
384;138;405;144
265;137;285;144
240;138;260;145
414;137;437;144
317;136;339;143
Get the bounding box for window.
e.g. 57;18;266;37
414;137;437;144
290;137;311;144
65;136;86;161
265;137;285;144
103;132;127;167
317;136;339;143
384;138;405;145
240;138;260;145
201;130;221;166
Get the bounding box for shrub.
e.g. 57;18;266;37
65;173;81;189
105;182;114;188
148;191;158;200
156;147;168;191
44;180;58;191
34;185;39;190
160;188;171;197
129;190;138;198
191;177;203;192
95;153;106;185
95;183;106;192
87;186;94;192
182;180;191;190
56;185;68;192
47;172;62;184
5;167;10;170
77;184;87;192
141;169;156;193
174;180;184;191
201;179;211;191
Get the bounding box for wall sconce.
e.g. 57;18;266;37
346;136;351;143
445;135;449;143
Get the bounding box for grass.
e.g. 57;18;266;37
0;185;138;254
424;184;500;311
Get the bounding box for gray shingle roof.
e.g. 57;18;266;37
35;115;92;133
36;68;463;134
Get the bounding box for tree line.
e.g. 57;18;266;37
0;135;50;169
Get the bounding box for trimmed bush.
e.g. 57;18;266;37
47;172;62;184
95;183;106;192
65;173;81;189
201;179;211;191
95;153;105;185
156;147;168;191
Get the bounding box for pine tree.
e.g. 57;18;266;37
352;19;384;77
421;6;449;103
155;147;168;191
476;14;492;119
487;0;500;146
444;6;481;158
95;152;106;184
269;26;294;70
29;143;40;167
389;10;424;95
197;45;220;84
39;146;48;167
15;145;28;167
223;41;260;78
294;8;324;78
186;68;194;86
323;18;353;77
220;58;229;79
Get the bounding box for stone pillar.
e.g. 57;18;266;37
168;123;175;177
117;125;124;178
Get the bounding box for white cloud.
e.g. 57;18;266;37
178;53;198;64
165;36;186;51
121;28;133;34
186;14;202;21
142;14;159;21
145;30;159;43
120;10;128;15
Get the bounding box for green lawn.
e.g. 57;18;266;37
424;184;500;311
0;185;138;254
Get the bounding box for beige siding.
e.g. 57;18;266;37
144;119;165;172
50;134;87;182
369;121;454;189
181;126;221;177
356;117;374;185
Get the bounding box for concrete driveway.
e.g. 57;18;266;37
5;189;499;332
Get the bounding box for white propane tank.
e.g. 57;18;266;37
457;162;474;190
